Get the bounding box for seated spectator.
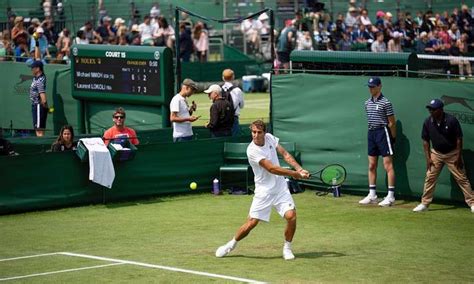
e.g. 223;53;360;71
0;30;13;61
154;16;175;48
371;32;387;52
80;21;102;44
74;30;89;44
297;31;313;50
425;30;446;54
448;23;461;42
29;27;51;63
449;33;473;79
138;15;156;46
113;18;126;35
337;32;352;51
14;42;30;62
56;28;71;61
416;31;429;53
360;9;372;27
96;16;115;43
241;17;263;51
51;125;77;152
387;31;403;52
345;7;359;29
11;16;29;48
103;107;139;146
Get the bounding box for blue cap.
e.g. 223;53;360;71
426;99;444;109
367;77;381;87
30;60;43;69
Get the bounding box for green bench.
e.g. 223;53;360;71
219;141;301;193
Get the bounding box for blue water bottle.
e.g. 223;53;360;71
213;178;220;195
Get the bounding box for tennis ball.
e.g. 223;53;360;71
190;182;197;190
48;107;55;113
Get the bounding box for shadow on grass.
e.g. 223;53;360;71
229;251;346;259
105;198;165;209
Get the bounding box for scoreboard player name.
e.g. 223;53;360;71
76;71;115;79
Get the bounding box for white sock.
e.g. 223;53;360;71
369;187;376;197
229;238;237;248
284;240;292;249
387;187;395;199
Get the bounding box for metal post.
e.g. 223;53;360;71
223;0;227;44
175;7;181;94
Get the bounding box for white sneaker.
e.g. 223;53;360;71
283;247;295;260
359;195;378;205
460;76;466;80
215;241;235;258
378;196;395;207
471;205;474;213
413;203;428;212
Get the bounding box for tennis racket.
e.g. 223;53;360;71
309;164;347;186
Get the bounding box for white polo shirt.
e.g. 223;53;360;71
170;93;193;138
247;133;287;195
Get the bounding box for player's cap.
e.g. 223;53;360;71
204;84;222;94
36;27;44;34
367;77;381;87
426;99;444;110
30;60;44;69
182;78;198;90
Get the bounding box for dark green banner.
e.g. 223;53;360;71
272;74;474;202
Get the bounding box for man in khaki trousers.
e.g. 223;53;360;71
413;99;474;213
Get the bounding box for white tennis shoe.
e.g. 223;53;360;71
283;247;295;260
215;241;236;258
471;205;474;213
378;196;395;207
413;204;428;212
358;194;378;205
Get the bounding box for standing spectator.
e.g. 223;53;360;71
179;23;193;62
204;84;234;138
222;69;244;136
387;31;402;52
359;77;397;207
413;99;474;213
51;125;77;152
276;20;296;70
371;32;387;52
215;120;310;260
154;16;175;48
103;107;139;146
193;22;209;62
169;78;200;142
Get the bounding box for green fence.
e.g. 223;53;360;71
272;73;474;203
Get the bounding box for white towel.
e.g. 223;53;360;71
79;138;115;188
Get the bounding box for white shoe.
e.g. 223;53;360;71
413;203;428;212
460;76;466;80
215;241;236;258
471;205;474;213
378;196;395;207
359;195;378;205
283;247;295;260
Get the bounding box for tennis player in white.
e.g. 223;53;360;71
215;120;310;260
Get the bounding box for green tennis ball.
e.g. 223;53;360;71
190;182;197;190
48;107;55;113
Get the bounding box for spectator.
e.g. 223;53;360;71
277;20;297;70
138;15;156;46
56;28;71;61
449;33;473;79
29;27;50;63
413;99;474;213
448;23;461;42
360;9;372;27
193;22;209;62
14;41;30;62
51;125;77;152
222;69;244;136
179;22;193;62
337;32;352;51
180;11;193;31
96;16;115;43
169;78;200;142
351;23;371;45
425;30;446;54
457;4;472;34
127;24;140;44
387;31;402;52
241;16;263;51
150;5;161;26
74;30;89;44
345;7;359;28
11;16;29;48
113;18;126;35
0;30;13;61
80;21;102;44
103;107;139;146
416;31;430;53
371;32;387;52
375;11;385;27
297;31;314;50
154;16;175;48
204;84;234;138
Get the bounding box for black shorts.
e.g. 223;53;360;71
32;104;48;130
368;127;394;157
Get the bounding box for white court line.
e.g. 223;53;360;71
0;253;60;262
0;263;124;281
60;252;266;284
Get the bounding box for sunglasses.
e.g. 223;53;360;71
114;115;125;119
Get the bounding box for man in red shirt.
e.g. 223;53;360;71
103;107;139;146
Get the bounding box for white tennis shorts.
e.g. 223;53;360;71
249;188;295;222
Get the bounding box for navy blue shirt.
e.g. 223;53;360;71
365;94;394;130
422;112;463;154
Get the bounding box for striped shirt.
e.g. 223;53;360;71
29;74;46;105
364;94;394;130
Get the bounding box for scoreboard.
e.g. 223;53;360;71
71;45;173;105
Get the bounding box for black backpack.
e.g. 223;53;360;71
221;85;236;116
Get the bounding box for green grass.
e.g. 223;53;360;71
1;191;473;283
191;92;270;127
